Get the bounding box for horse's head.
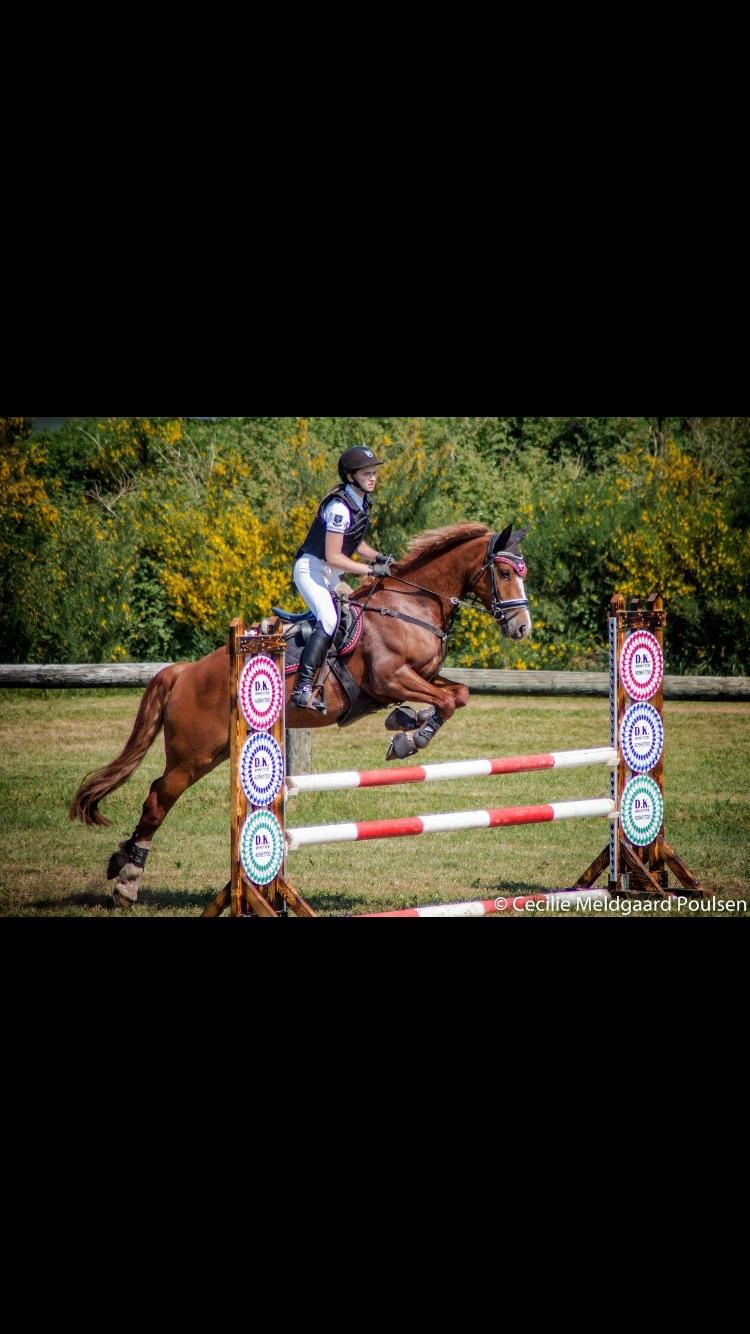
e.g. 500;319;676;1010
471;524;533;640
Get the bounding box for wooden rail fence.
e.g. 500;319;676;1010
0;663;747;700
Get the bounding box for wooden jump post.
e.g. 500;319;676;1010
205;596;704;918
574;594;704;900
202;620;314;919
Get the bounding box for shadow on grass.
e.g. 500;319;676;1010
310;879;594;914
137;888;219;911
313;882;585;915
30;883;587;917
471;879;583;896
30;890;116;913
31;886;222;913
305;891;372;916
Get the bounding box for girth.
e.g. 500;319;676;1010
368;605;448;644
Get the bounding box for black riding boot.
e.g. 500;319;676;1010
289;628;334;712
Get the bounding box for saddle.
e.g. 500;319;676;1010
272;595;364;675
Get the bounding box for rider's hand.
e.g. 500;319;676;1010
371;554;396;577
370;556;395;578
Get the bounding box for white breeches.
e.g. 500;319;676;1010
294;556;339;637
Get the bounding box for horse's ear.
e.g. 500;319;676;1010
493;525;513;554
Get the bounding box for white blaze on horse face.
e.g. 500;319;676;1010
496;559;532;641
516;579;532;639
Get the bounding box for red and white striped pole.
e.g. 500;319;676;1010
361;887;612;918
286;797;616;851
286;747;618;797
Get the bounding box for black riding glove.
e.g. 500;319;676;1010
370;555;395;578
368;554;395;576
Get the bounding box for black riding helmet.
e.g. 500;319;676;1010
338;447;384;485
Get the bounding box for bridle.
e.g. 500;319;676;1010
363;531;530;640
466;533;530;633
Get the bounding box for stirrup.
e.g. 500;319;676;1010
290;683;314;708
290;683;327;715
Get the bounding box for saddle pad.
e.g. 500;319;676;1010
284;603;364;675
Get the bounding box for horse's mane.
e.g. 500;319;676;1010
393;523;491;575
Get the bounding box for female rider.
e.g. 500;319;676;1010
289;446;394;712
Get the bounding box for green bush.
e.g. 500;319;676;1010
2;417;747;672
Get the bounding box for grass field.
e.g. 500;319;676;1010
1;689;748;918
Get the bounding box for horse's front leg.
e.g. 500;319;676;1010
377;666;471;762
431;675;471;712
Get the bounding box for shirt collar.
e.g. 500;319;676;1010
344;484;367;511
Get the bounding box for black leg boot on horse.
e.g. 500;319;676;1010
289;627;334;714
107;830;152;908
386;709;446;761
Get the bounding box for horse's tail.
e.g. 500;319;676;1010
69;664;184;828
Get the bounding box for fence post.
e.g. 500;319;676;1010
287;729;313;776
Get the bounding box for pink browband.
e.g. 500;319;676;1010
494;554;527;579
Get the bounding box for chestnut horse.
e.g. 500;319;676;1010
70;523;531;906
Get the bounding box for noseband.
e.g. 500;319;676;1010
469;534;530;631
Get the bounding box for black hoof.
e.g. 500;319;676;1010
386;732;419;762
385;706;420;732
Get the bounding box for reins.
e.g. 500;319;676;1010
359;533;530;646
315;530;530;708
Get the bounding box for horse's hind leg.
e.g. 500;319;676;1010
109;762;201;908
